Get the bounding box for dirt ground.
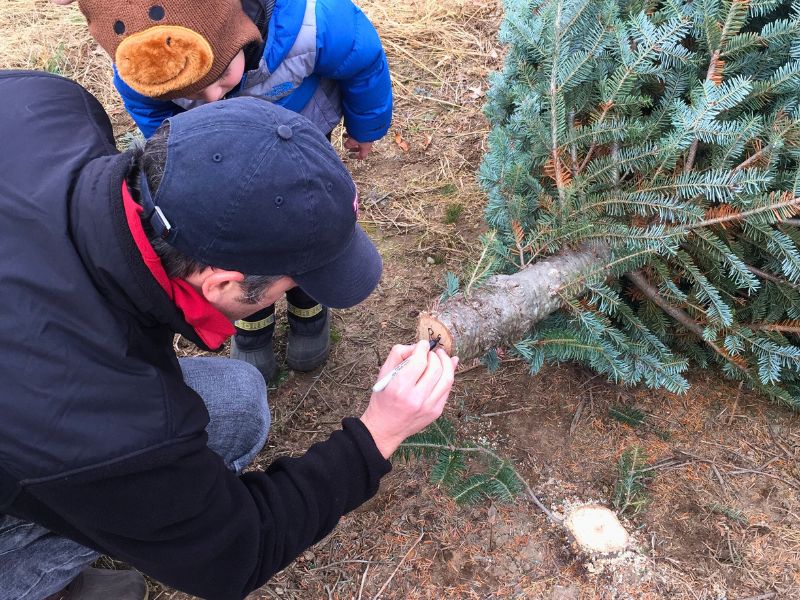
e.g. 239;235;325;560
3;1;799;599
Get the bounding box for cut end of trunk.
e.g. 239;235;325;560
563;504;629;556
417;311;454;355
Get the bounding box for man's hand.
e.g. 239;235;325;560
360;341;458;459
343;135;373;160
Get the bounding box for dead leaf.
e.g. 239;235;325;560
467;86;484;99
487;503;497;525
421;133;433;150
394;131;410;152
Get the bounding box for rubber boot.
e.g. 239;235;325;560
230;305;277;383
58;567;148;600
285;287;330;372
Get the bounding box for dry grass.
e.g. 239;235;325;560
344;0;503;270
359;0;501;107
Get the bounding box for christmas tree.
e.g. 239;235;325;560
419;0;800;408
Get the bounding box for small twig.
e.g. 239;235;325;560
736;593;776;600
480;406;529;418
326;357;361;375
357;564;370;600
262;586;283;600
569;393;588;438
276;370;325;429
308;559;377;572
711;462;728;496
733;144;773;172
371;530;425;600
726;468;800;489
726;381;744;426
767;422;795;462
747;322;800;334
745;264;800;291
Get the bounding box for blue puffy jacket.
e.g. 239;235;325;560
115;0;393;141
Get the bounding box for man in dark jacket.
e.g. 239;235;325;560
0;70;457;600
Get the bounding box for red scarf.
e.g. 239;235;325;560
121;182;235;349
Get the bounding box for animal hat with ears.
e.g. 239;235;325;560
78;0;261;100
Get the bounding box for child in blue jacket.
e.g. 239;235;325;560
72;0;393;379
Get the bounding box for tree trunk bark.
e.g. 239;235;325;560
417;243;611;360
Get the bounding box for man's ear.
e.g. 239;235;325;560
198;268;246;305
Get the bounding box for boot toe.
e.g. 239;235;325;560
66;567;148;600
230;339;278;383
286;315;331;372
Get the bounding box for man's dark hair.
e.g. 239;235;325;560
126;123;281;302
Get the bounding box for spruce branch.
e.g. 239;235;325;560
612;446;652;516
462;0;800;404
464;231;498;297
687;195;800;229
626;270;750;374
733;143;774;173
549;0;567;217
685;49;723;174
747;322;800;334
745;263;800;291
398;439;561;524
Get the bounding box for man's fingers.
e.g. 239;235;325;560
403;340;434;382
375;343;414;379
421;349;455;412
412;349;444;400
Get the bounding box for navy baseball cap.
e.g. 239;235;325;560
138;97;382;309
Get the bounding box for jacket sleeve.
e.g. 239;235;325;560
22;418;391;600
314;0;393;143
113;69;183;138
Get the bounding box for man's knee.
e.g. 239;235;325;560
179;357;271;471
224;359;272;434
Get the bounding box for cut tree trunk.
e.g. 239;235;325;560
563;504;630;557
417;243;611;360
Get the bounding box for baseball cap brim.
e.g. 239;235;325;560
292;224;382;309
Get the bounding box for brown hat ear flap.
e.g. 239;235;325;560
116;26;214;98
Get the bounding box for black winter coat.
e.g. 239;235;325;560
0;71;390;600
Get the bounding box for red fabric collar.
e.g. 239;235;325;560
121;182;234;349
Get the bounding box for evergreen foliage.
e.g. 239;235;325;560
396;418;524;504
477;0;800;407
608;404;647;427
612;446;652;515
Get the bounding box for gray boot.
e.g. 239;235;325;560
286;304;330;372
231;335;277;383
230;308;277;383
63;567;148;600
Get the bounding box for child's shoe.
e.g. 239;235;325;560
230;307;277;383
